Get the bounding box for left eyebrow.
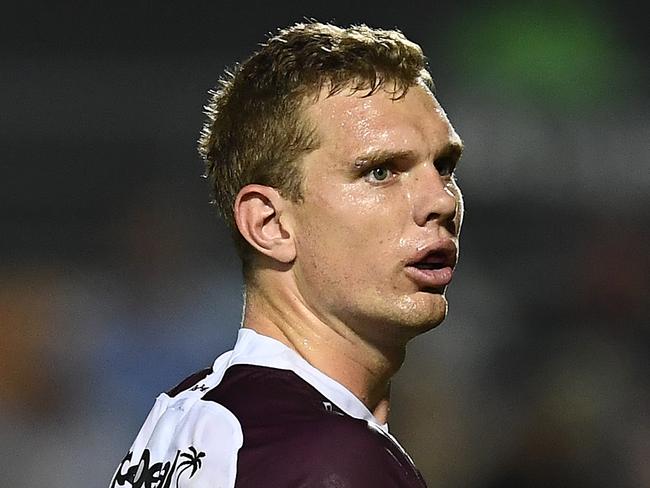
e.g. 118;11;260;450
439;139;464;163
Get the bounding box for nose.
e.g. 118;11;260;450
411;164;459;234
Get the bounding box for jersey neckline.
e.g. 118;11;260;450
216;327;388;432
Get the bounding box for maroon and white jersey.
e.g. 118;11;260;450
110;328;428;487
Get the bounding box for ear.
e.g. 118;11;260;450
234;184;296;264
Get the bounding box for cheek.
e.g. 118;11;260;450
298;199;403;282
295;181;411;274
311;189;396;243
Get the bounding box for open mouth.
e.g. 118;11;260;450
413;261;448;270
405;246;457;288
411;250;455;270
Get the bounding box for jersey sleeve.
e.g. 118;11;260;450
110;396;244;488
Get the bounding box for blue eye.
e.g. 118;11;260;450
369;166;391;182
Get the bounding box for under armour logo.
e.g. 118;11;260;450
190;384;209;392
322;401;343;416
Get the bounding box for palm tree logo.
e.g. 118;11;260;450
175;446;206;487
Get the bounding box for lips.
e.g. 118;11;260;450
405;240;457;289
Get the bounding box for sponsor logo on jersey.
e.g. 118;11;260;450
110;446;206;488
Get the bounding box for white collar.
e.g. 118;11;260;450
216;327;388;432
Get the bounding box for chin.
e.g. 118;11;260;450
409;293;449;330
348;291;449;345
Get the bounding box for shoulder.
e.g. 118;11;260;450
295;415;398;476
234;403;422;487
164;364;425;487
203;364;329;423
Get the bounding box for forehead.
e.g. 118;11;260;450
304;84;461;162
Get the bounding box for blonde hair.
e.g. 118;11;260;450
198;21;432;272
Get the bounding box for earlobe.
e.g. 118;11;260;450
234;185;296;264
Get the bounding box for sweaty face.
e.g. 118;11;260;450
289;84;463;347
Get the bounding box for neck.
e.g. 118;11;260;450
241;273;407;424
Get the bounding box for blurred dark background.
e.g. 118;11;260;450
1;1;648;486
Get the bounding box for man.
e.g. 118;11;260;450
111;21;463;488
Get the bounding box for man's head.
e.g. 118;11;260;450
199;22;463;341
198;22;432;276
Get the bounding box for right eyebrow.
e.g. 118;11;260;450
352;149;417;171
